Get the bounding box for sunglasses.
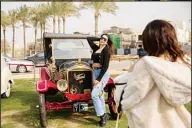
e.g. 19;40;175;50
100;37;108;42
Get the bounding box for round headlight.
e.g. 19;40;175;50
57;79;68;92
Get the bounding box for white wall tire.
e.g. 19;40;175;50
17;65;27;73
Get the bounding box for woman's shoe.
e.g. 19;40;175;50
99;113;107;127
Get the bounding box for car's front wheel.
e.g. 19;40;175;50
39;93;47;128
17;65;27;73
2;82;11;98
108;85;123;120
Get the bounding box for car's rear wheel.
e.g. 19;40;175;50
2;82;11;98
39;93;47;128
17;65;27;73
108;85;123;120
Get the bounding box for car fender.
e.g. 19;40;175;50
37;67;58;92
39;67;51;81
1;67;13;94
36;80;57;92
104;78;115;92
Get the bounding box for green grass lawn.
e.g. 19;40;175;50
1;79;191;128
1;79;128;128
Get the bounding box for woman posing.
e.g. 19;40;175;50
114;20;191;128
87;34;114;127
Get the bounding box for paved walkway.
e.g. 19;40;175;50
12;69;127;79
12;60;133;79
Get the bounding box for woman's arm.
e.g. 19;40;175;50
114;72;132;106
121;59;154;110
87;37;100;52
96;47;110;82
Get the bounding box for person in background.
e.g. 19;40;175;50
114;19;191;128
137;44;148;58
87;34;114;127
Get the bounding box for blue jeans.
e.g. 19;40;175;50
91;69;110;116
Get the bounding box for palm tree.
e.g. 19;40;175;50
57;2;80;34
8;9;19;58
52;2;63;33
52;2;56;33
47;2;56;33
29;5;40;54
80;2;118;37
38;3;50;51
39;3;50;32
17;4;30;57
1;11;10;55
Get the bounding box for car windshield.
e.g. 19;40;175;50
52;39;92;59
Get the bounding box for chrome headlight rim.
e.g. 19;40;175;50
56;79;68;92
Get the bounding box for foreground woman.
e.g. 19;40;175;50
114;19;191;128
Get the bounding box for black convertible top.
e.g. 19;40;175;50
43;32;95;39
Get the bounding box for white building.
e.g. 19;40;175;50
103;26;134;48
169;21;191;44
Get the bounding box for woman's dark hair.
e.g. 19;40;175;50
100;34;115;55
142;19;190;66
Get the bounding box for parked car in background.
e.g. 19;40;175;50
24;52;45;67
1;54;14;98
3;54;34;73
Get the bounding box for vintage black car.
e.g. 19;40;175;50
25;51;45;67
36;32;121;127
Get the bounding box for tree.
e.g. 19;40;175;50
80;2;118;37
1;11;10;55
57;2;80;34
8;9;19;58
17;4;30;57
47;2;56;33
38;3;50;51
29;5;40;54
1;40;11;54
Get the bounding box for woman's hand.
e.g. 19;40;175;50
93;80;100;88
92;63;102;69
128;64;135;72
128;59;139;72
94;80;99;85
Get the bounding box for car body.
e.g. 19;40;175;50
1;54;14;98
36;32;120;127
3;54;34;73
24;52;45;67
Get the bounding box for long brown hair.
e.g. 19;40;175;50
142;19;190;66
100;34;115;56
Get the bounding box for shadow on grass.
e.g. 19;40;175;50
10;91;38;105
8;90;40;128
4;79;122;128
9;90;104;128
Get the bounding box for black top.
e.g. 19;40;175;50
87;37;110;82
92;53;102;63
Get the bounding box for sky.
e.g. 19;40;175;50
1;1;191;48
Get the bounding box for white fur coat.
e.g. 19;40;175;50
114;56;191;128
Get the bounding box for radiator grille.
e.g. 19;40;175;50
68;71;92;94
